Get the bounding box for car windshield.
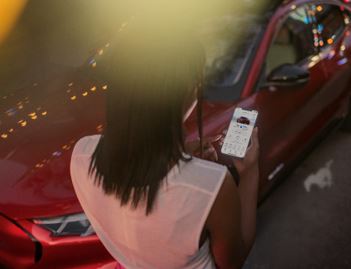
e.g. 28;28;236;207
0;0;267;100
200;14;262;88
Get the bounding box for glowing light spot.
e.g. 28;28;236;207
82;91;88;97
36;107;42;111
20;120;27;127
327;38;334;45
6;108;16;116
18;105;23;109
303;17;310;24
340;45;346;51
89;58;97;68
96;124;104;132
66;89;71;93
316;5;323;12
28;112;36;117
41;111;48;116
105;43;110;48
319;40;324;47
98;49;104;55
62;144;71;150
52;151;62;157
1;133;8;139
338;58;348;66
102;85;108;90
70;95;77;101
308;61;316;68
328;50;336;59
291;4;296;10
68;82;74;87
8;128;14;133
311;55;320;62
90;86;97;92
30;115;38;120
120;22;128;30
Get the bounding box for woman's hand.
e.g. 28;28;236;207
185;135;222;162
233;127;260;177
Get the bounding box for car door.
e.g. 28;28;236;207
244;4;329;189
313;3;351;112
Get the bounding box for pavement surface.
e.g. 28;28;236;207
244;129;351;269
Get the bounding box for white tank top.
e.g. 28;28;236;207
70;135;227;269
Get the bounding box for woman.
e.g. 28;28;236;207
70;18;259;269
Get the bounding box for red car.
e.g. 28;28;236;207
1;0;351;268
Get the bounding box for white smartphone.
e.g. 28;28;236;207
221;107;258;158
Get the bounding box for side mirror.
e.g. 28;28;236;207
266;63;310;87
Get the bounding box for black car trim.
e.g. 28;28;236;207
0;212;43;263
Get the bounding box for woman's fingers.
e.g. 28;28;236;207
232;127;260;175
251;127;259;150
204;134;223;144
246;127;259;160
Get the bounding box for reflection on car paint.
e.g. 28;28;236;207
337;57;348;65
268;163;285;181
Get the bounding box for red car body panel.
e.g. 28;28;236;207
1;0;351;268
15;219;114;269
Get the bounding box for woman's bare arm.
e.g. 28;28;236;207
235;127;260;255
205;128;260;269
205;171;246;269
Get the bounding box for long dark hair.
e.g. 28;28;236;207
88;19;205;215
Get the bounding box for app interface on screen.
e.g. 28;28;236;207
221;108;258;158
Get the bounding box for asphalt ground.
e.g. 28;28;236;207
243;129;351;269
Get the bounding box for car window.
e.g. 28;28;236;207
265;5;317;75
309;4;346;49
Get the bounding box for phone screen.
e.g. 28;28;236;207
221;108;258;158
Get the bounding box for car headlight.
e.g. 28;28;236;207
32;213;95;237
